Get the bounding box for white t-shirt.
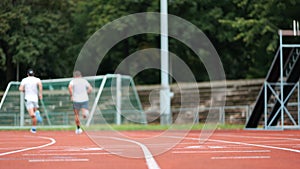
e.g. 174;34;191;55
20;76;41;102
69;78;90;102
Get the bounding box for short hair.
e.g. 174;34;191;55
73;70;82;77
27;69;34;76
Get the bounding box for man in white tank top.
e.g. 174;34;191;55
19;69;43;133
68;70;92;134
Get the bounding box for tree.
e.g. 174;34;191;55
1;0;299;90
218;0;300;78
0;0;73;88
70;0;160;83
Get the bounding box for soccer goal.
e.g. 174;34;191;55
0;74;147;128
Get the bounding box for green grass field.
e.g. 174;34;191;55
0;123;245;131
90;123;245;131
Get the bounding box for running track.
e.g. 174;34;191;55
0;130;300;169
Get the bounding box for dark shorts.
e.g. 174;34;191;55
73;101;89;110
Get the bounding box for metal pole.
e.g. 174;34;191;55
297;21;299;36
116;74;122;125
264;82;268;128
297;81;300;127
0;82;13;109
130;78;147;124
245;105;249;123
20;92;24;126
279;30;284;129
160;0;171;125
219;107;225;124
86;76;107;126
293;20;296;36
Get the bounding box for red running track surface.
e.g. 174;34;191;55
0;130;300;169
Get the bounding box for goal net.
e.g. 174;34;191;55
0;74;147;128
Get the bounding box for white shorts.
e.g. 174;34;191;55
25;100;39;110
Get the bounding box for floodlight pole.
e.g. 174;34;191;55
160;0;172;125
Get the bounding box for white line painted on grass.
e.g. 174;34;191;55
211;156;271;160
0;136;56;156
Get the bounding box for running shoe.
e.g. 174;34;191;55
30;128;37;133
75;128;83;134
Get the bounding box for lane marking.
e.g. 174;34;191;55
81;147;103;151
208;146;225;149
96;136;160;169
185;145;205;149
38;146;103;152
172;150;271;154
211;156;271;160
209;138;300;153
29;158;89;162
0;136;56;156
40;147;104;151
23;152;114;156
111;137;160;169
215;134;300;142
166;136;300;154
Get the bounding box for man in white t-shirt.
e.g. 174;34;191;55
19;69;43;133
68;70;92;134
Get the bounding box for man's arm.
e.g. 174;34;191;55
19;80;25;92
38;81;43;100
19;85;24;92
68;83;73;101
87;83;92;94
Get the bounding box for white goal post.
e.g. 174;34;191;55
0;74;147;128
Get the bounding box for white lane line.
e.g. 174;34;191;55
0;147;30;150
0;136;56;156
42;147;104;151
166;135;300;154
215;134;300;142
211;156;271;160
209;138;300;153
23;152;113;156
173;146;255;150
29;158;89;162
102;136;160;169
38;146;103;152
172;150;271;154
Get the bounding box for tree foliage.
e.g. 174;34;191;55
1;0;300;89
219;0;300;78
0;0;73;88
